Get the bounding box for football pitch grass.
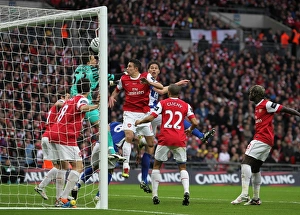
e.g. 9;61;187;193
0;184;299;215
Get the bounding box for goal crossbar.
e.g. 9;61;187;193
0;6;102;30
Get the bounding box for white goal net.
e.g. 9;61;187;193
0;5;108;209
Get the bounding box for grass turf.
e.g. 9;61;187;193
0;184;299;215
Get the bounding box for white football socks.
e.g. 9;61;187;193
241;164;252;196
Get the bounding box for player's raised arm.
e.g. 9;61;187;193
140;75;163;90
80;104;99;112
280;106;300;117
155;79;190;95
149;80;163;90
80;94;99;112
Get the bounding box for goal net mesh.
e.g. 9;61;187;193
0;5;104;208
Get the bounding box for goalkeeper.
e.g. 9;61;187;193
70;51;123;157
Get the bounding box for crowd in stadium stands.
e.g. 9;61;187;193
0;0;299;172
49;0;300;28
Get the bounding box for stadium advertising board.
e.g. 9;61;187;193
24;169;300;186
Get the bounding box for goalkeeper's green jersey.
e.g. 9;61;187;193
70;64;115;101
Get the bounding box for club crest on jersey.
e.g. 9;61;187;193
127;123;132;128
259;109;262;113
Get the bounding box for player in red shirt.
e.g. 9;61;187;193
109;59;163;178
49;78;100;207
135;84;198;206
35;90;70;204
231;85;300;206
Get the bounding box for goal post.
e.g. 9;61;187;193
0;5;108;209
97;6;108;210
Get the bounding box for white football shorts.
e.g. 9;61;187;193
245;139;271;162
155;145;187;163
56;144;82;161
123;111;153;136
41;137;59;161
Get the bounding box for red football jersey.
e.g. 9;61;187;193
48;95;89;146
253;99;283;146
43;99;65;138
46;99;65;128
151;97;196;147
116;72;155;113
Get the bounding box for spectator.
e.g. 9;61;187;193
280;30;290;51
198;35;210;53
0;147;9;163
1;159;25;184
25;139;36;168
265;149;281;163
228;146;241;173
187;137;200;161
35;142;43;168
61;22;69;47
289;27;299;58
281;139;295;164
194;101;209;123
218;144;230;171
294;143;300;164
204;151;218;171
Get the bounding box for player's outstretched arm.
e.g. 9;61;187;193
107;73;124;82
154;79;190;95
112;73;123;80
281;106;300;117
80;104;99;112
140;77;164;90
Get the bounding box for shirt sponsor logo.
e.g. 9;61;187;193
128;88;144;95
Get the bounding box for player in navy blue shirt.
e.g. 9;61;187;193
71;122;126;200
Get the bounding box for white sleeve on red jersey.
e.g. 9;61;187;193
265;101;282;113
187;103;196;118
58;99;65;103
76;97;89;110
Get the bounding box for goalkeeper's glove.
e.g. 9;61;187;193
201;128;216;143
109;80;119;86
